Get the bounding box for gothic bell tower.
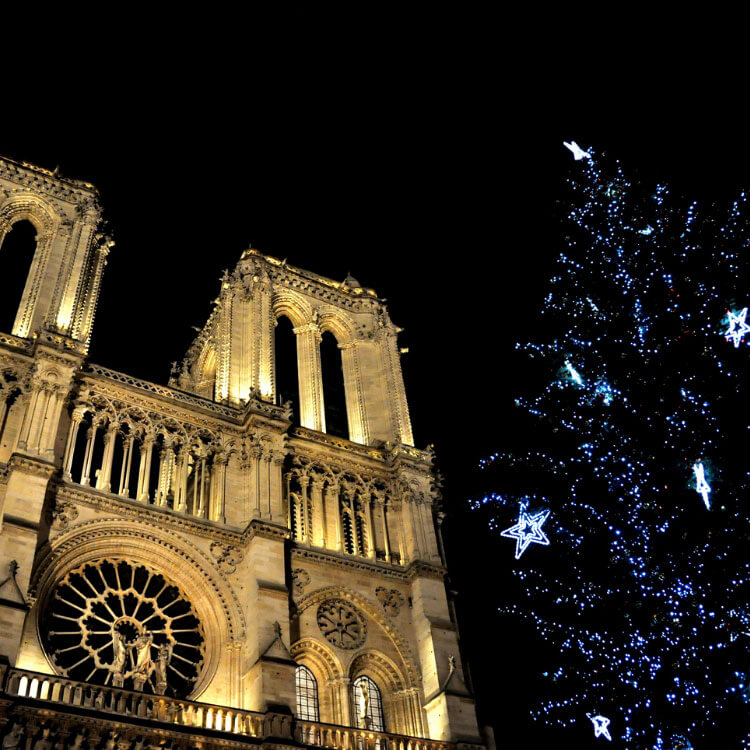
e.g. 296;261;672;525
0;155;110;666
0;155;484;750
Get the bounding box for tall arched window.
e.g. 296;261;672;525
0;220;37;334
352;675;385;731
295;665;320;721
320;330;348;438
275;316;300;421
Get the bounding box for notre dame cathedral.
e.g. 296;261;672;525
0;154;483;750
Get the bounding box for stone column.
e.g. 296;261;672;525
118;436;134;496
95;424;117;492
374;496;390;562
136;436;154;502
293;322;326;432
62;409;84;480
329;677;352;726
310;478;326;547
339;341;369;444
298;475;310;543
401;494;421;563
364;492;376;559
324;482;342;552
210;453;227;522
175;447;190;513
80;424;98;486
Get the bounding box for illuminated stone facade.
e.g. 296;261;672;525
0;155;483;750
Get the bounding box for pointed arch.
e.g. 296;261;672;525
0;194;63;339
296;586;420;688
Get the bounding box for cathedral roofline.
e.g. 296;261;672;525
241;247;379;299
0;153;100;199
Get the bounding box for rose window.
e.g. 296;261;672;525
316;599;366;650
42;560;205;698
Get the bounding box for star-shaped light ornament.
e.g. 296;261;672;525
587;713;612;741
501;503;550;559
693;461;711;510
724;307;750;348
563;141;592;161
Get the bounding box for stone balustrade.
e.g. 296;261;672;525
0;666;480;750
296;720;453;750
3;667;271;737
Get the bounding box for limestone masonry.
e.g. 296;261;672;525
0;155;483;750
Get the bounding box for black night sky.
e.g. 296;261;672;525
2;8;748;746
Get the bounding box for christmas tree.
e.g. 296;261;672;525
471;142;750;748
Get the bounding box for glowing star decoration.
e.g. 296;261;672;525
501;502;551;559
637;225;654;235
563;141;592;161
693;462;711;510
564;360;583;385
587;713;612;741
724;307;750;348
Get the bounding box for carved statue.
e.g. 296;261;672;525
358;680;371;726
2;723;25;750
112;631;128;676
33;727;53;750
155;641;172;693
67;731;84;750
132;632;154;683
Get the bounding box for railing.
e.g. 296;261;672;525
2;667;474;750
0;331;33;352
3;668;280;738
85;364;243;419
296;721;452;750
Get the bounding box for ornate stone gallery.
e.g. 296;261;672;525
0;155;483;750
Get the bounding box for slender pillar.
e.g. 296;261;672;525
197;457;207;517
310;478;326;547
324;482;342;552
376;497;391;562
80;424;98;486
119;436;134;496
62;412;83;479
175;448;189;513
95;424;117;492
299;475;311;544
211;453;227;522
137;437;154;502
364;492;376;559
293;322;326;432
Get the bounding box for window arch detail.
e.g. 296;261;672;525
295;665;320;721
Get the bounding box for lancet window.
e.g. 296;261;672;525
352;675;385;732
63;397;228;522
0;219;37;334
295;665;320;721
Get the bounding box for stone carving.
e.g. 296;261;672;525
316;599;367;650
44;559;205;698
0;560;26;605
210;542;244;574
291;568;310;595
376;587;405;617
50;499;79;531
32;727;53;750
2;723;24;750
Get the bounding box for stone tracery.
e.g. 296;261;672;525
42;559;205;698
